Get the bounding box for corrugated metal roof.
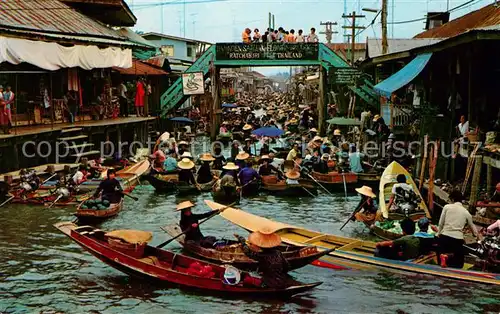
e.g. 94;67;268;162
0;0;124;40
415;3;500;38
114;60;168;76
367;38;442;58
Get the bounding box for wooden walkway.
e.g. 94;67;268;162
0;116;156;140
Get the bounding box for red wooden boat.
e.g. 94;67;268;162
54;222;322;297
311;171;358;192
162;224;333;270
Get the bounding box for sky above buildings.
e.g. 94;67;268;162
129;0;488;43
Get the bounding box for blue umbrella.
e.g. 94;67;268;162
222;103;237;108
169;117;194;123
252;127;284;137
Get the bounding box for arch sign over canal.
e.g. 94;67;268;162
160;43;377;137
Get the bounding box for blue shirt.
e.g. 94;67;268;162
414;231;434;239
349;152;364;173
163;157;177;172
238;167;260;185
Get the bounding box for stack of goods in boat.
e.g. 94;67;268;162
75;199;124;221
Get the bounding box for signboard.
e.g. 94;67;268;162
182;72;205;95
216;43;319;61
329;67;363;84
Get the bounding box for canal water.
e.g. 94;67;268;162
1;187;499;314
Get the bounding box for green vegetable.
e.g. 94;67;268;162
81;205;88;209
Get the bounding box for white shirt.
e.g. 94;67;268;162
458;121;469;136
72;171;84;184
391;183;413;195
296;35;304;43
286;178;299;185
438;202;478;239
119;83;127;98
184;125;192;134
307;33;319;43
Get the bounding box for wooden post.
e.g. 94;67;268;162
381;0;388;54
418;135;428;191
318;67;327;136
486;163;492;198
210;65;221;141
469;155;483;214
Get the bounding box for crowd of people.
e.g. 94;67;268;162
242;27;319;44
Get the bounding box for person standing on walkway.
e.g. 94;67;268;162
296;29;305;43
119;81;128;117
135;78;145;117
307;28;319;43
3;85;14;128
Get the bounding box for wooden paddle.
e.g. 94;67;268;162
119;191;139;201
339;197;370;231
157;202;236;248
294;160;334;197
0;195;15;208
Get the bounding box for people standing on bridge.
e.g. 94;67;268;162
253;28;261;42
288;29;296;43
296;29;305;43
242;28;251;44
307;28;319;43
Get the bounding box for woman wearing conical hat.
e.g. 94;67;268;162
177;158;199;188
177;201;225;243
353;186;379;225
196;153;215;184
235;227;290;289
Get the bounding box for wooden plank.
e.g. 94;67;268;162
303;235;329;244
337;240;363;251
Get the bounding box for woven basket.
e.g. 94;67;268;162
262;175;279;184
467;132;480;143
108;238;146;258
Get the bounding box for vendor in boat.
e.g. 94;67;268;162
235;227;290;289
88;157;105;178
354;186;378;224
178;141;189;157
313;153;330;174
437;190;482;268
285;170;300;185
242;123;253;138
239;160;261;187
260;140;270;156
349;145;365;174
235;152;250;169
243;138;253;156
386;174;419;215
72;165;89;186
212;145;226;170
286;143;300;161
258;155;283;179
177;158;199;188
93;168;123;204
163;151;178;173
150;148;166;169
230;141;240;160
215;162;240;192
19;168;40;193
375;218;420;261
197;153;215;184
177;201;220;245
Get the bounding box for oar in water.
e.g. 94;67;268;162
293;161;334;197
0;195;15;208
119;191;139;201
239;178;257;198
339;197;370;231
157;202;236;248
47;194;64;209
341;172;348;202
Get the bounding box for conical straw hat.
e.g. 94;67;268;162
355;186;376;198
285;170;300;180
178;158;195;170
199;153;215;162
247;226;281;248
236;152;250;160
223;162;239;170
176;200;195;211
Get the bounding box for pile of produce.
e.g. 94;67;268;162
80;199;111;210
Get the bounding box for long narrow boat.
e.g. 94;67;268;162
0;163;79;183
379;161;431;220
260;176;318;197
311;171;358;192
204;200;500;285
162;224;333;270
54;222;321;297
144;173;177;193
74;199;124;222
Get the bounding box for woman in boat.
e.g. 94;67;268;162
230;141;240;160
178;141;189;157
197;153;215;184
235;152;250;169
163;151;178;173
235;227;290;289
354;186;378;224
313;153;330;174
177;158;199;188
285;169;301;185
212;145;226;170
437;190;482;268
243;138;253;156
150;148;166;169
258;155;282;179
177;201;220;246
239;160;260;194
93;169;123;204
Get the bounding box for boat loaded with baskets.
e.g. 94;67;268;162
74;199;124;222
162;224;333;270
54;222;322;297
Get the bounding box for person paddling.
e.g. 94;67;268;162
177;201;224;247
93;168;123;204
353;186;378;224
235;227;290;289
197;153;215;184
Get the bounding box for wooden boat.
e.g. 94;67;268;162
260;176;318;197
177;183;201;195
310;171;358;192
205;200;500;286
0;163;79;183
116;160;150;192
54;222;321;296
74;199;124;221
11;190;93;207
144;173;177;193
162;224;333;270
357;172;381;189
379;161;431;220
211;186;240;205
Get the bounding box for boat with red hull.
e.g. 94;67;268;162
54;222;322;297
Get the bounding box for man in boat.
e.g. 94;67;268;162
196;153;215;184
386;174;420;216
19;168;40;194
375;218;420;261
177;201;222;246
235;227;290;289
243;138;253;156
313;153;330;174
349;145;365;174
437;190;482;268
286;143;300;161
177;141;189;157
212;145;226;170
177;158;200;189
93;168;123;204
258;155;283;179
239;160;260;191
354;186;378;224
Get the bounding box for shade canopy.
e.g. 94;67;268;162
252;127;284;137
169;117;194;123
374;53;432;98
327;117;362;126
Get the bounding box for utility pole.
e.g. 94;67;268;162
320;21;338;44
342;11;365;65
381;0;388;54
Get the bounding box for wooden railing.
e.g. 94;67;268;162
390;103;413;127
